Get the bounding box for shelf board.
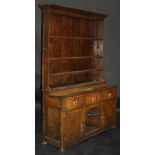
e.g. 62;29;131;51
50;36;103;40
48;56;103;60
85;126;100;136
50;68;103;76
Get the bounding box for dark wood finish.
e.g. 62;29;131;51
101;98;117;129
64;108;85;145
86;92;101;105
39;4;117;152
63;96;84;111
46;107;60;140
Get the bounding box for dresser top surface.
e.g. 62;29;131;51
47;83;106;97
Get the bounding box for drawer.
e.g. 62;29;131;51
102;87;117;100
64;96;84;111
86;92;101;105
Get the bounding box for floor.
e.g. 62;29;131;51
35;104;120;155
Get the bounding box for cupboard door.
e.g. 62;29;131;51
101;99;116;129
64;108;84;145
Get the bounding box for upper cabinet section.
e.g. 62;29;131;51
40;4;107;88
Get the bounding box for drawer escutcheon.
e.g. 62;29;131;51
73;100;78;106
108;93;112;97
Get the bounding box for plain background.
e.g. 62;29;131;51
1;0;155;155
35;0;120;103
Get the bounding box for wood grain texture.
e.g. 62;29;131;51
102;86;117;101
64;108;84;146
101;99;117;129
63;96;84;111
44;94;62;108
41;4;106;87
40;4;117;152
47;107;60;140
86;92;101;105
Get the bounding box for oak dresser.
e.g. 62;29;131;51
39;4;117;152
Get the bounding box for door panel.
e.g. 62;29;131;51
64;108;84;145
101;99;116;129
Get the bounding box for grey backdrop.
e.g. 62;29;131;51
35;0;120;102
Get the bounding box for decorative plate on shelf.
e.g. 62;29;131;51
94;40;103;56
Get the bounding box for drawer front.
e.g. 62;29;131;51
102;87;117;100
86;92;101;105
64;96;84;111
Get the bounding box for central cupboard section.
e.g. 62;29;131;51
63;92;103;143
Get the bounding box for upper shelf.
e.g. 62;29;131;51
50;36;103;40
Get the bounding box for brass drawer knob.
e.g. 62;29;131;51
73;100;78;106
92;96;97;102
108;93;112;97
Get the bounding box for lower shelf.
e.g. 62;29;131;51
44;128;109;151
85;125;100;135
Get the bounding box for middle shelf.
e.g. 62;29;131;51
50;35;103;40
50;68;103;76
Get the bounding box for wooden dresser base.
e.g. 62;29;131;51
42;85;117;152
39;4;117;152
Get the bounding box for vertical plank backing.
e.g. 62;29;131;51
72;17;80;37
72;40;80;56
98;21;104;39
62;15;72;36
47;7;105;87
50;13;62;35
61;39;73;57
49;39;62;57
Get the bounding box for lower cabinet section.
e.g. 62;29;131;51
43;86;117;151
